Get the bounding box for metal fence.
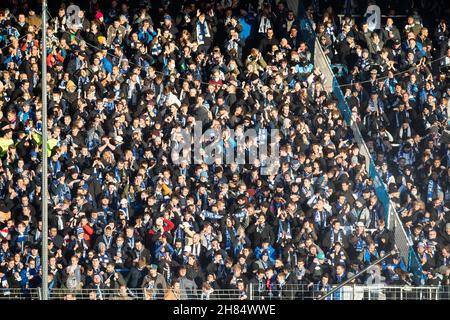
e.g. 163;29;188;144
0;288;40;300
327;285;440;301
143;288;243;300
313;38;334;95
0;285;447;300
250;284;443;301
48;288;145;300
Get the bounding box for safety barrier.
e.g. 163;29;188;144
1;285;444;300
47;288;145;300
251;284;441;300
143;288;243;300
0;288;40;299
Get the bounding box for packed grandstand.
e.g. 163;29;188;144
0;0;449;300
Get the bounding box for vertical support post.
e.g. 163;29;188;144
41;0;49;301
352;283;356;300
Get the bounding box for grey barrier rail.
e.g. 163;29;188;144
0;285;446;300
0;288;41;299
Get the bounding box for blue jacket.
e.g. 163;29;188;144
239;15;254;41
427;178;443;203
102;57;113;74
254;245;276;261
138;28;157;45
402;41;425;58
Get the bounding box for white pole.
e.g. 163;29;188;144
41;0;49;301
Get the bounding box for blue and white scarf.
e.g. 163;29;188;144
196;21;211;45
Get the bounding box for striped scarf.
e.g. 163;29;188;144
196;21;211;45
277;220;291;241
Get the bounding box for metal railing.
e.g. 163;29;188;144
331;285;439;300
0;288;40;300
47;288;146;300
0;285;447;300
143;288;243;300
250;284;442;301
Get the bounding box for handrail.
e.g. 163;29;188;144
0;285;446;300
316;249;399;300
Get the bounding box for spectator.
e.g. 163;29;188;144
0;0;448;300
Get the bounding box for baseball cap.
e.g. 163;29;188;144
317;252;326;260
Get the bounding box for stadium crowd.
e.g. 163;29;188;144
0;0;449;300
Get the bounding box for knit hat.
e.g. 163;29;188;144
95;12;104;19
97;36;106;44
66;80;77;90
76;227;84;235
